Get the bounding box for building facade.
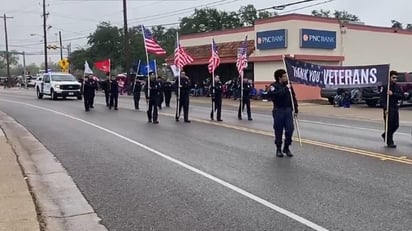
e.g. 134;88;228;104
166;13;412;100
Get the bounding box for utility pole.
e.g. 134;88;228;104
22;51;26;89
2;14;13;79
122;0;131;79
59;31;63;60
42;0;48;72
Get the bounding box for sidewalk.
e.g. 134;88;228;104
0;129;40;231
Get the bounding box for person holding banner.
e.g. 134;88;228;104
268;69;298;158
380;70;403;148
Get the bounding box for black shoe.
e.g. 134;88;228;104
248;118;253;121
109;107;112;110
175;117;179;122
90;105;94;108
238;117;242;120
386;144;397;148
184;120;191;123
153;121;159;124
148;120;152;123
85;109;90;112
114;108;118;110
276;149;284;157
381;133;385;141
283;149;294;157
217;119;223;122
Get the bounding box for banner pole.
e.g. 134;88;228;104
141;25;151;104
384;71;390;145
282;55;302;146
133;60;141;93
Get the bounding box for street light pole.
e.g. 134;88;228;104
43;0;48;72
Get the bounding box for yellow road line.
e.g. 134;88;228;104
160;112;412;165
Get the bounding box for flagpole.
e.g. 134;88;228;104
175;31;181;121
141;25;151;101
282;55;302;146
209;39;215;120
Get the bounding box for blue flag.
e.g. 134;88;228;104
137;60;157;76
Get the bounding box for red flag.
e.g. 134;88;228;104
94;59;110;73
208;39;220;74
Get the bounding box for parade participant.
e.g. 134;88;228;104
101;72;111;107
211;75;223;122
268;69;298;158
133;76;143;110
157;76;165;110
238;77;253;121
89;75;98;108
82;75;94;112
177;71;191;123
144;73;162;124
380;70;403;148
163;80;173;107
109;75;119;110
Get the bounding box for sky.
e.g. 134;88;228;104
1;0;411;66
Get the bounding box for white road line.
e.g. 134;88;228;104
0;98;329;231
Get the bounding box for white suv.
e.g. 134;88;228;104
36;72;82;100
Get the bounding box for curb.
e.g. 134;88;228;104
0;111;108;231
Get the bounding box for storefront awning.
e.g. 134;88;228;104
165;40;255;65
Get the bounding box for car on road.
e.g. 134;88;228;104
36;72;82;100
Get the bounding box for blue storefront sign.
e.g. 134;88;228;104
256;29;287;50
300;29;336;49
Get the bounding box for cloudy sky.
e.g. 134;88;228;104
1;0;411;65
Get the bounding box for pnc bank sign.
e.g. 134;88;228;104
256;29;288;50
300;28;336;49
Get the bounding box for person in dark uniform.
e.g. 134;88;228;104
145;74;162;124
156;76;164;110
238;77;253;121
163;80;173;107
109;75;119;110
82;75;95;112
177;71;191;123
211;75;223;121
380;70;403;148
267;69;298;158
132;77;143;110
89;75;98;108
101;73;111;107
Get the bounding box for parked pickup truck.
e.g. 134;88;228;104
320;72;412;107
36;72;82;100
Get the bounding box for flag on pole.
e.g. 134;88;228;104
174;38;194;69
236;36;248;75
84;60;93;74
142;25;166;55
208;39;220;73
94;59;110;73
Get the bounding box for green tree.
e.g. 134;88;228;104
391;20;403;29
87;22;123;69
0;52;20;76
238;4;274;26
311;10;360;22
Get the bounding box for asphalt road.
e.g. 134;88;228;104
0;89;411;231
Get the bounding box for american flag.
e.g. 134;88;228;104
236;35;248;75
208;39;220;74
142;25;166;55
174;41;194;69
